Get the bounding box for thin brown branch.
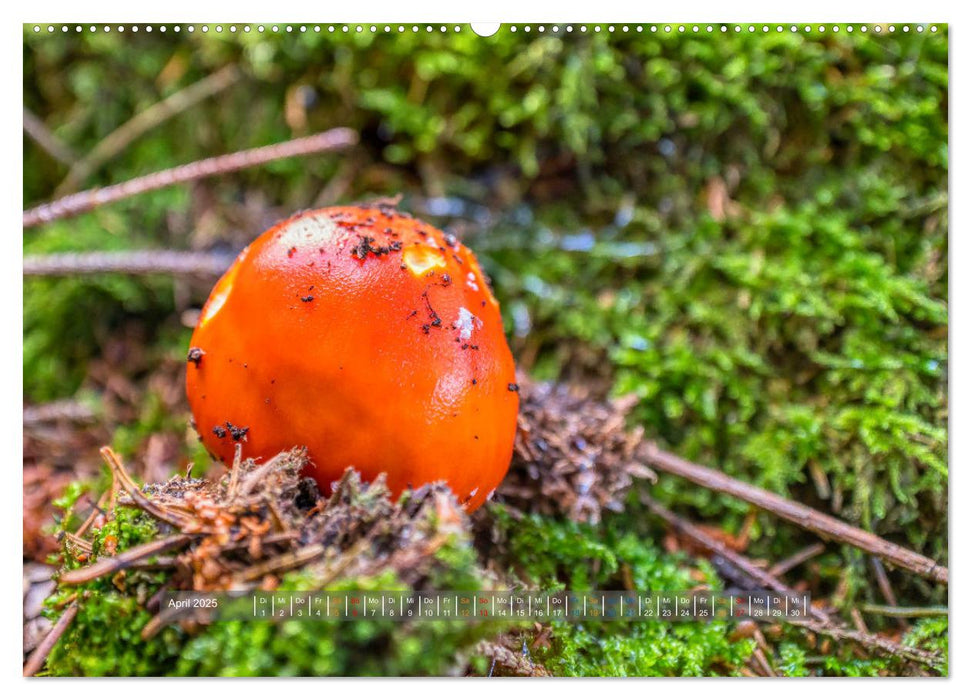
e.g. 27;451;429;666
851;608;870;635
23;601;79;676
860;604;948;619
751;647;777;677
226;442;243;501
73;490;108;539
642;495;944;669
23;108;77;167
56;64;241;195
237;451;295;497
231;543;326;584
767;543;826;578
140;601;199;641
23;250;235;278
641;442;948;585
870;556;900;608
642;495;815;610
99;447;195;530
24;127;358;228
23;399;97;425
231;534;372;587
62;532;93;554
57;535;194;586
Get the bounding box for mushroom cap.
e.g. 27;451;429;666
186;205;519;510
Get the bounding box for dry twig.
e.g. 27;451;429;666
100;447;196;529
870;556;900;608
23;107;77;166
23;601;79;677
23;399;97;426
768;543;826;578
58;535;194;586
859;604;948;619
23;128;357;228
642;443;948;585
23;250;235;278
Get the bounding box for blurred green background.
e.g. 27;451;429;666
24;24;948;675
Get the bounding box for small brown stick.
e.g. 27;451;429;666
23;250;235;278
72;488;111;539
23;399;96;426
237;450;298;496
23;601;79;676
869;556;908;631
232;543;326;583
226;442;244;501
768;543;826;577
56;65;241;195
751;647;777;677
265;500;287;533
641;443;948;585
220;531;299;553
49;592;78;611
127;556;178;571
860;604;948;619
749;626;777;676
232;535;371;587
141;602;198;640
642;495;944;668
24;127;358;228
104;467;120;518
62;532;93;554
643;496;816;609
23;107;77;167
58;534;194;586
870;556;900;608
100;447;195;529
851;608;870;635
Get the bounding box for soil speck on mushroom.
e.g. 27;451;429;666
225;422;249;442
187;347;205;366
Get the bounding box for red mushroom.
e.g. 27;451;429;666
186;205;519;510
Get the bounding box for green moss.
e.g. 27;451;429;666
491;507;756;676
486;199;946;605
44;500;176;676
49;482;90;536
44;586;185;677
93;507;159;558
821;655;888;677
177;567;505;677
902;617;948;675
757;615;948;677
544;618;753;677
778;643;810;677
